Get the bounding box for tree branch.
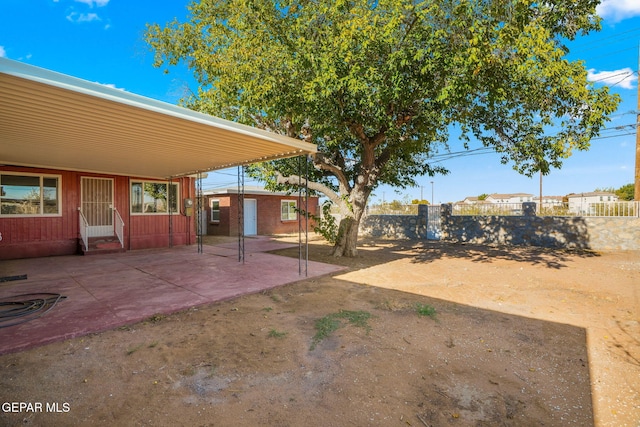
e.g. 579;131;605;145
274;171;352;216
347;122;369;144
313;153;352;194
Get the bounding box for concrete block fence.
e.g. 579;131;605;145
359;202;640;251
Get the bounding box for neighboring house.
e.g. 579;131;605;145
457;194;534;205
485;193;534;204
0;58;316;260
567;192;619;215
533;195;565;210
202;186;319;237
461;196;480;204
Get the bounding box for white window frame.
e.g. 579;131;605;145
210;199;220;223
130;180;179;215
281;200;297;221
0;172;62;217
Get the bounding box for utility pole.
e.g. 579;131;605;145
430;181;434;205
539;170;543;214
635;47;640;200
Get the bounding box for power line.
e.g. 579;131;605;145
607;70;638;88
607;110;638;118
591;131;636;141
589;69;637;84
569;26;640;53
599;122;637;133
575;46;637;62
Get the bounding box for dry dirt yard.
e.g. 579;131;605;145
1;236;638;427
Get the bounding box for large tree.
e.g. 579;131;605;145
146;0;619;257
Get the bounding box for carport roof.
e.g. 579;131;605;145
0;58;316;179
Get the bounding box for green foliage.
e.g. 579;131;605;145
615;184;635;201
313;201;338;245
411;199;429;205
478;193;489;201
268;329;287;339
389;200;403;210
595;184;635;201
147;314;166;324
126;344;144;356
415;303;437;319
311;310;372;350
146;0;620;255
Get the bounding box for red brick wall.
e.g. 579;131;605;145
0;166;196;259
205;193;319;236
127;176;195;250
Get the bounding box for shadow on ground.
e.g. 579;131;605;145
268;236;601;271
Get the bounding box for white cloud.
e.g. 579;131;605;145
0;46;6;58
597;0;640;23
74;0;110;7
66;12;101;23
588;67;637;90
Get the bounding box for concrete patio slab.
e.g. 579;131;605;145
0;237;344;355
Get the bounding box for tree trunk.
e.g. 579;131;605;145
331;216;360;257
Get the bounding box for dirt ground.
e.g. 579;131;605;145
1;236;638;427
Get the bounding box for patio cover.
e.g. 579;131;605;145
0;58;316;179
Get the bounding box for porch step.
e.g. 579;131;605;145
80;236;125;255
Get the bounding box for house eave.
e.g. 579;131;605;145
0;58;316;179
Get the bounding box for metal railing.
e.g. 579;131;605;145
78;209;89;252
452;203;524;216
451;201;639;217
114;208;125;248
367;204;420;215
567;201;639;217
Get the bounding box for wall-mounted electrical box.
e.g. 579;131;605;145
184;198;193;216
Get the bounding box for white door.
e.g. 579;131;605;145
244;199;257;236
81;177;114;237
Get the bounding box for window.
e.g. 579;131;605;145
210;199;220;223
281;200;297;221
130;181;178;214
0;173;60;216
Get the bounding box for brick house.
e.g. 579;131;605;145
0;58;316;259
203;186;319;236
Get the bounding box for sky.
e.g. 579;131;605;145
1;0;639;204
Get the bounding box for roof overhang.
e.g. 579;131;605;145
0;58;316;179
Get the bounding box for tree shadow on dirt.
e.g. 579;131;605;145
267;238;414;271
268;237;600;271
409;240;601;269
355;238;601;270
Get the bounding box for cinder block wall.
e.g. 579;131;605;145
360;202;640;251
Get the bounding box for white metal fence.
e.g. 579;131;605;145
451;201;639;217
452;203;525;216
367;204;420;215
567;201;639;217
